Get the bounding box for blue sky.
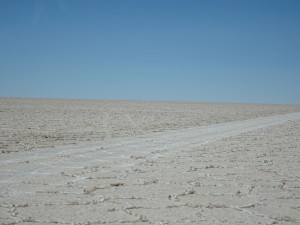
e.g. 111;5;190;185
1;0;300;104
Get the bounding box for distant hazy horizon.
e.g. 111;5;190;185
1;0;300;104
2;96;300;106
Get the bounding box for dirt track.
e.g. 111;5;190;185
1;112;300;224
1;98;300;154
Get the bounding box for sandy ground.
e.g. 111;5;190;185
0;98;300;225
1;98;300;154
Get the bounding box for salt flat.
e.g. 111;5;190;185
0;98;300;224
1;98;300;153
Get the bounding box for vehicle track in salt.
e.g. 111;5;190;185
1;112;300;187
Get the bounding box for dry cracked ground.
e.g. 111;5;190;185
1;98;300;154
0;121;300;224
0;98;300;225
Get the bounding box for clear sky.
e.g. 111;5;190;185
1;0;300;104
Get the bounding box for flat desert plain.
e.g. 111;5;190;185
1;98;300;225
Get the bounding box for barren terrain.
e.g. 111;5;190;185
0;98;300;225
1;98;300;154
